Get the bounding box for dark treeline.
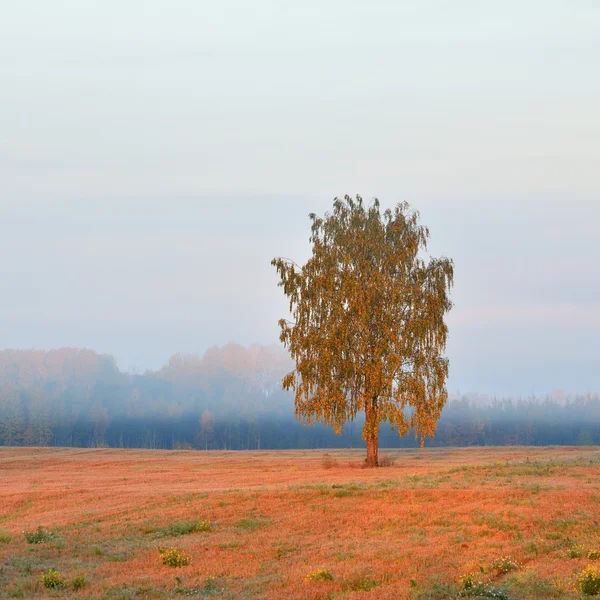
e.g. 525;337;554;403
0;346;599;450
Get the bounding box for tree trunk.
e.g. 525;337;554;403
364;397;379;467
365;436;379;467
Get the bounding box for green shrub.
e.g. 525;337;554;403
333;488;354;498
234;517;269;532
568;544;585;558
40;569;66;589
23;526;54;544
577;565;600;595
490;556;520;574
158;546;192;567
153;519;212;538
461;586;513;599
460;572;482;591
203;577;220;591
0;531;11;544
343;573;377;592
459;572;512;599
72;574;87;591
175;578;223;597
589;550;600;561
306;569;334;581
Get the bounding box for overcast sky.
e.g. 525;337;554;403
1;1;599;395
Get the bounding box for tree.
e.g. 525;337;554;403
198;409;214;450
0;386;25;446
24;390;52;447
272;195;453;466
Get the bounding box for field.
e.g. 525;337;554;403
1;447;600;599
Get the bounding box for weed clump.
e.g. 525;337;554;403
577;565;600;595
567;544;585;558
460;572;482;591
153;519;212;538
234;517;269;532
159;546;192;567
306;569;334;581
490;556;520;574
175;577;223;596
23;526;54;544
589;550;600;561
321;454;339;469
378;455;396;467
343;573;377;592
40;569;66;589
0;531;11;544
201;577;221;595
459;572;513;599
72;574;86;591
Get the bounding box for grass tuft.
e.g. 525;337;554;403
153;519;212;538
342;572;377;592
234;517;270;532
158;546;192;567
306;569;334;581
40;569;66;589
23;526;54;544
577;565;600;596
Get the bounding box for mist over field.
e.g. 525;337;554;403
1;346;599;450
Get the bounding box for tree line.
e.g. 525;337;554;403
0;346;598;450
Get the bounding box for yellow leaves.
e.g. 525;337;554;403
273;195;453;449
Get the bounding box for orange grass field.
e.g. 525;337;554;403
1;446;600;599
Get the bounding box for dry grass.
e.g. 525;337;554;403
1;445;599;598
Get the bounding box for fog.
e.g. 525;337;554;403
1;347;599;450
1;2;599;396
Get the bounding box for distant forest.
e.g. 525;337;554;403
0;345;599;450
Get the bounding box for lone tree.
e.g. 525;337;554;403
272;195;453;467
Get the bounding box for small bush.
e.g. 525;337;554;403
234;517;269;532
589;550;600;561
275;545;299;559
0;531;11;544
202;577;221;595
306;569;334;581
158;546;192;567
72;574;86;591
40;569;66;589
577;565;600;595
175;578;223;597
462;586;513;599
23;526;54;544
568;544;585;558
379;455;396;467
322;454;339;469
460;572;482;591
343;573;377;592
154;520;212;538
490;556;520;574
458;572;513;599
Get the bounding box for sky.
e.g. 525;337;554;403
1;1;599;395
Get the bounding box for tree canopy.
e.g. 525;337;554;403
272;195;454;466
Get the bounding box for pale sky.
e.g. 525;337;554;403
1;1;599;395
